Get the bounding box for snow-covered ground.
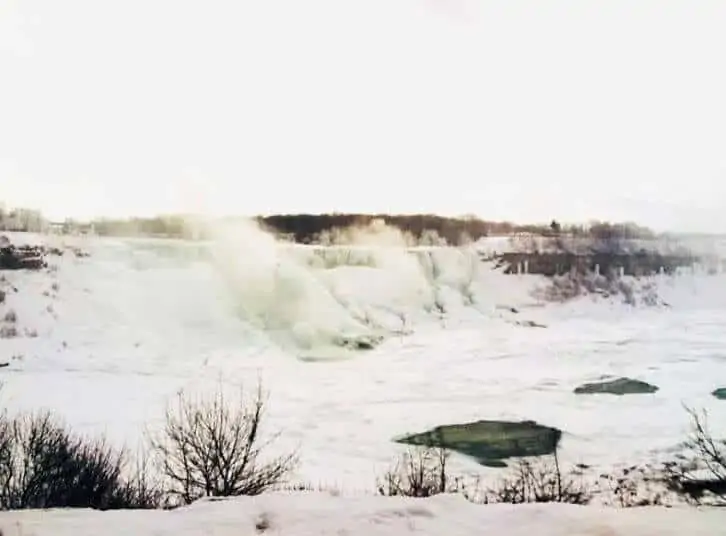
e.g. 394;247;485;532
1;225;725;497
1;492;724;536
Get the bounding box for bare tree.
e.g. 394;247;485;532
150;382;298;505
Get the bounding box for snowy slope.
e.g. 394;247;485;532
0;493;724;536
1;227;725;491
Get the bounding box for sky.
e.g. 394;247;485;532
1;0;726;232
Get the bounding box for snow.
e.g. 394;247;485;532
1;227;726;530
0;492;723;535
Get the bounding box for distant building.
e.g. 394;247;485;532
48;222;65;234
47;220;96;235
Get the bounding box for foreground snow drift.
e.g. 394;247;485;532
0;493;723;536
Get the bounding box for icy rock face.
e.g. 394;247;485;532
574;378;659;396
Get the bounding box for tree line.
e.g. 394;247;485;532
0;203;656;245
256;213;656;245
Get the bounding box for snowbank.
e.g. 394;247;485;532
0;492;722;535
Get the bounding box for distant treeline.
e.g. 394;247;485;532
91;216;190;238
1;203;657;245
255;213;656;245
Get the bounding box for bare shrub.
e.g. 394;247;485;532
0;290;5;304
377;446;481;502
3;310;16;323
598;464;670;507
661;407;726;506
486;452;592;505
378;447;454;498
150;382;298;506
640;282;663;307
0;411;157;510
280;481;342;497
0;326;18;339
378;446;592;505
536;274;584;302
107;449;164;510
535;271;661;306
617;279;636;306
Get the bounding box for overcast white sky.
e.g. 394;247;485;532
1;0;725;231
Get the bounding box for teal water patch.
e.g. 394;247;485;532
574;377;659;395
396;420;562;467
